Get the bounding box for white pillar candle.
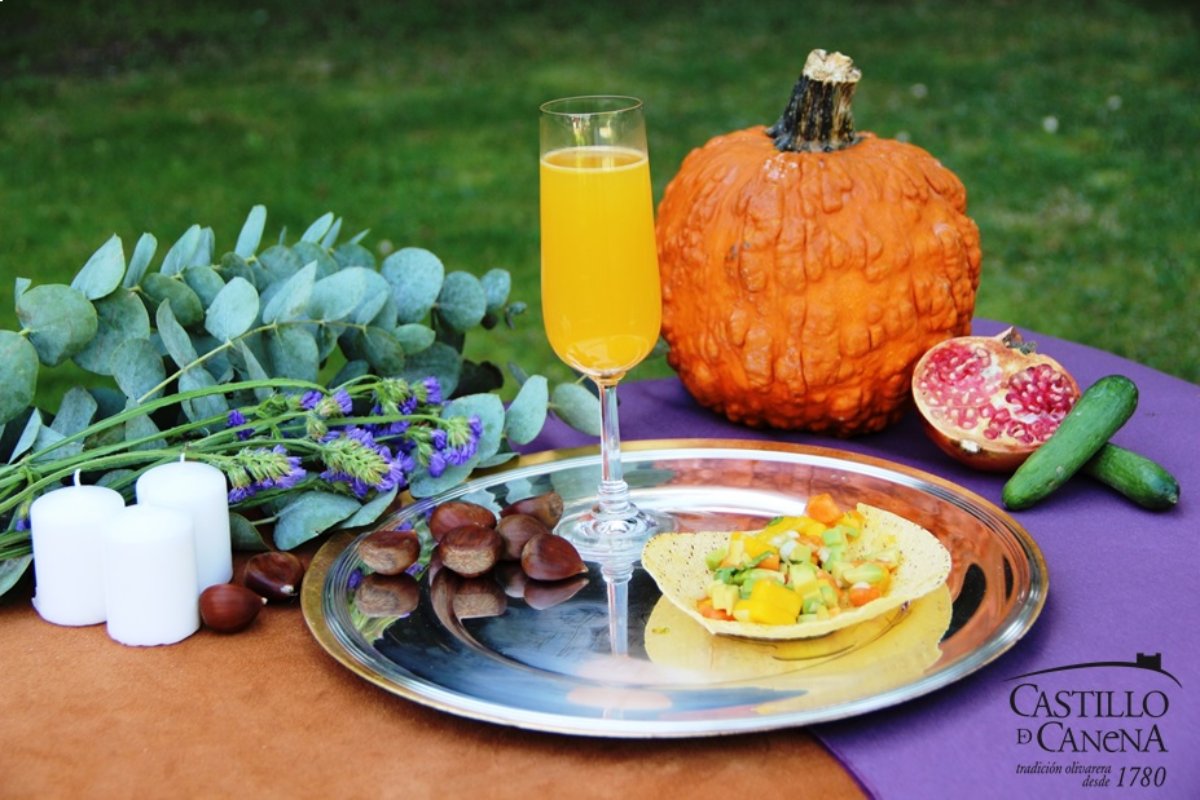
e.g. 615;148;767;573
135;459;231;591
30;483;126;626
102;504;199;646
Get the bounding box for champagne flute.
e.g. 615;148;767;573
539;95;662;562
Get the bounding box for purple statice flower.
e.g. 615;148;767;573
420;377;443;406
300;390;323;411
427;450;447;478
226;409;253;441
319;427;410;498
225;446;307;504
399;396;419;415
429;414;484;468
15;514;31;532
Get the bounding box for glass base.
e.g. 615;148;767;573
559;505;664;574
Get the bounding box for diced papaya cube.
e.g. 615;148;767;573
805;493;843;526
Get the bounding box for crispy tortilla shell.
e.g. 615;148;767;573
641;503;952;640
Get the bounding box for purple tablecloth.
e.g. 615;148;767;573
524;320;1198;799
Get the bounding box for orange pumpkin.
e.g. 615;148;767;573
656;50;982;435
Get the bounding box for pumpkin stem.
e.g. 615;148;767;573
766;49;862;153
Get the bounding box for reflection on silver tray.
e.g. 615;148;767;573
301;439;1047;738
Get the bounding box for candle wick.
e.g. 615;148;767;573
73;469;81;487
179;452;187;463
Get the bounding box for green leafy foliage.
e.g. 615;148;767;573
0;208;593;597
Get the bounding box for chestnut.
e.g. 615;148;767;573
358;529;420;575
243;551;305;601
495;561;529;599
353;573;420;618
495;513;550;561
429;500;497;542
199;583;265;633
520;533;587;582
500;491;564;529
438;524;502;578
450;576;508;620
524;575;589;611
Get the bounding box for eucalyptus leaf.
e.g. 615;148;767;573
72;288;151;376
266;325;319;381
124;406;166;451
300;212;335;244
382;248;444;323
9;409;43;464
142;272;204;327
0;557;33;600
51;386;98;438
31;424;69;463
435;271;488;332
477;450;518;469
193;227;215;268
456;359;503;396
480;268;511;315
321;217;343;249
400;341;461;397
504;301;528;329
409;465;473;498
504;374;548;445
16;284;98;367
257;244;304;282
334;241;375;270
235;205;268;258
443;392;505;462
234;340;274;401
179;367;229;423
183;265;227;308
219;252;259;289
291;241;339;279
0;332;39;424
361;327;406;375
348;270;391;324
161;224;202;276
88;386;128;421
329;360;369;388
205;277;259;341
272;491;361;550
392;323;436;354
262;261;316;323
228;512;270;552
71;234;125;300
111;338;167;402
14;277;31;301
96;469;135;491
551;382;601;436
124;233;158;288
312;267;369;322
155;300;199;370
341;486;398;529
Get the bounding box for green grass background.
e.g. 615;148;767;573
2;0;1197;410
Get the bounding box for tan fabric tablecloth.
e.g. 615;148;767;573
0;551;865;799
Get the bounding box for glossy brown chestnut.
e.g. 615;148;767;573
495;513;551;561
353;573;420;617
243;551;306;601
524;575;589;611
500;491;564;529
438;524;503;578
450;576;508;620
520;533;587;582
358;529;420;575
199;583;265;633
429;500;497;543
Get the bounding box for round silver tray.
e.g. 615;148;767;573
301;439;1047;738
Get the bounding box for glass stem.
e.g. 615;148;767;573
594;378;631;522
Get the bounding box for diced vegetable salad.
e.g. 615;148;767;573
696;493;900;625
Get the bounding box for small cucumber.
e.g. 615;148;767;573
1002;375;1138;510
1083;443;1180;510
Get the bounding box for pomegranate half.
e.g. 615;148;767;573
911;328;1080;472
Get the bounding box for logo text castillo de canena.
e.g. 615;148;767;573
1006;653;1178;754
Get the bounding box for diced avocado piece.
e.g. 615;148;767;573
786;543;813;564
819;583;839;608
788;562;818;585
843;563;886;586
802;592;824;615
709;582;739;615
704;547;728;571
821;527;847;547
